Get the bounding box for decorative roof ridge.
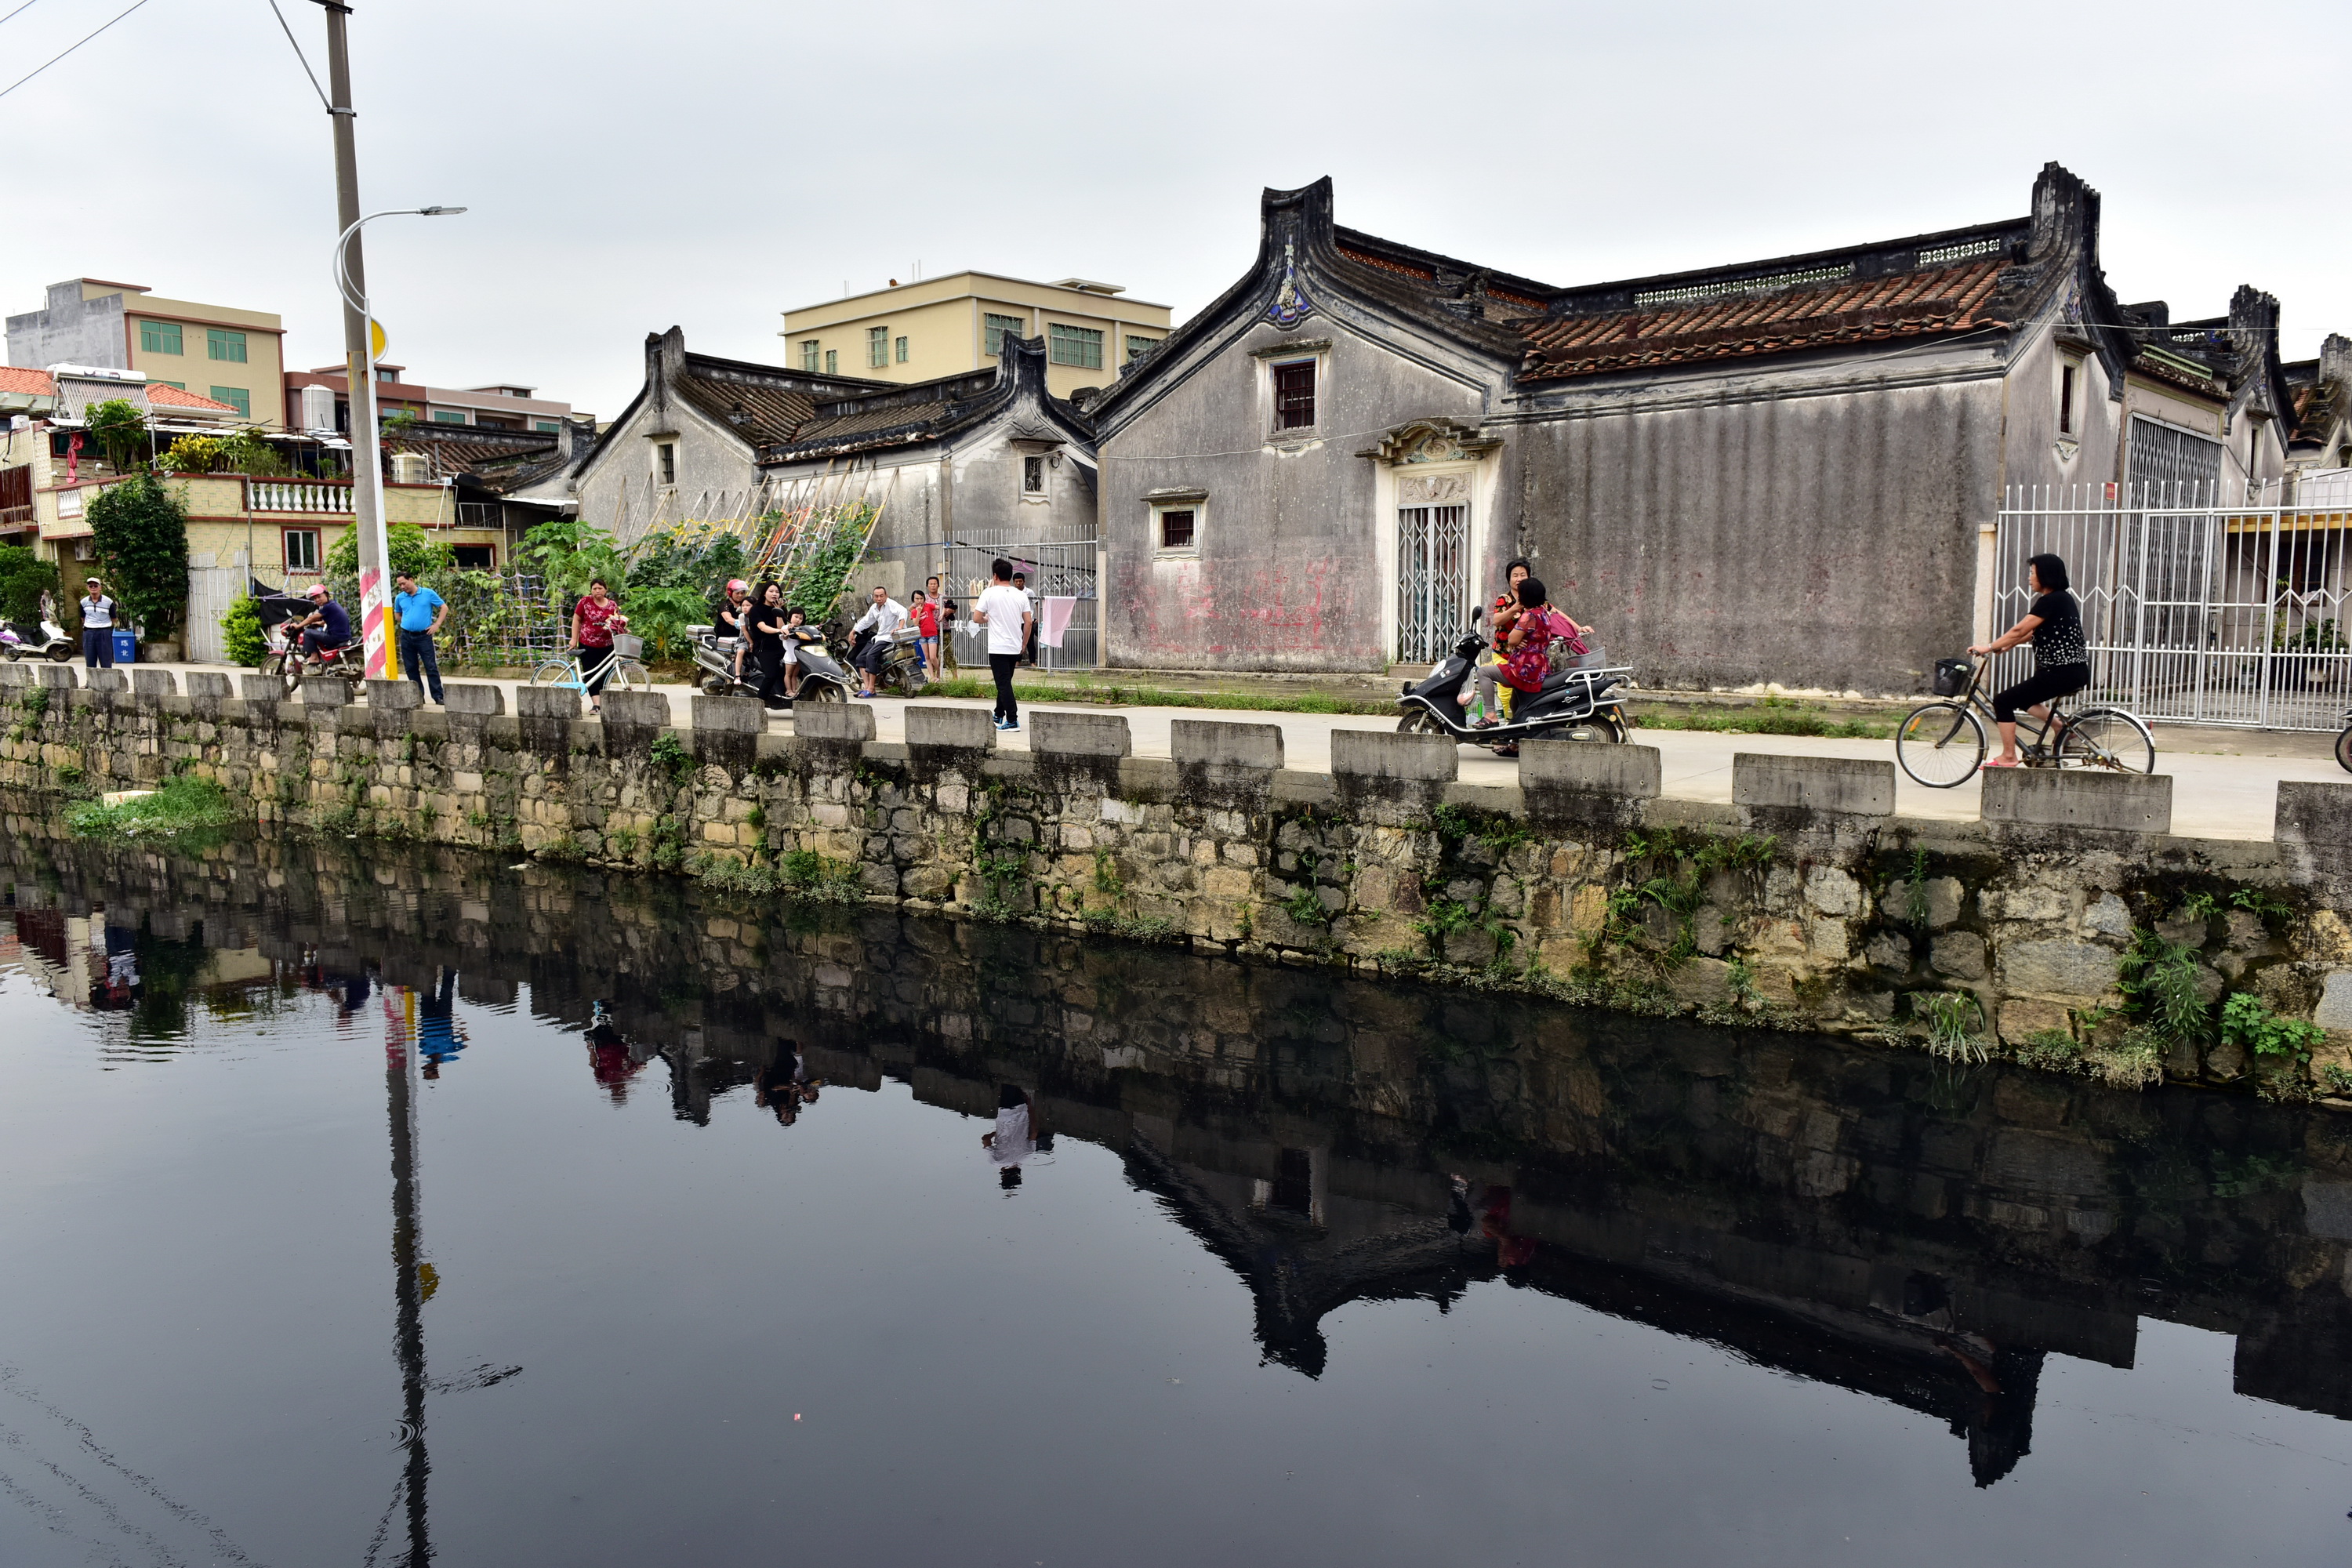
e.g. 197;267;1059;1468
1544;218;2029;320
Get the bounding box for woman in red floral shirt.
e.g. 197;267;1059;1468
569;577;628;714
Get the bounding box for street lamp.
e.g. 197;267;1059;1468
332;205;466;680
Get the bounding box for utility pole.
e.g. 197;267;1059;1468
315;1;392;679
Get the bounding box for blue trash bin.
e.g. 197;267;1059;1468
111;630;138;665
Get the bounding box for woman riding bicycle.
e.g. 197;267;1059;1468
1968;552;2088;768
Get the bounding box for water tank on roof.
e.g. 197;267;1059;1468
300;383;335;430
390;452;432;485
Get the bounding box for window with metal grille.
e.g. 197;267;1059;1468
1023;456;1044;494
1047;324;1102;369
657;442;676;485
207;328;247;364
139;321;182;354
284;528;321;572
1126;336;1159;365
983;314;1024;356
209;386;251;417
867;326;888;368
2126;416;2222;504
800;340;820;372
1273;361;1315;430
895;336;908;364
1159;509;1195;550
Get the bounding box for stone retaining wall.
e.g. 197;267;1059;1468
10;662;2352;1094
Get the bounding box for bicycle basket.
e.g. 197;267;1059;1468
612;633;644;662
1932;658;1972;697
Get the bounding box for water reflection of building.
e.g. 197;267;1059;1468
17;838;2352;1490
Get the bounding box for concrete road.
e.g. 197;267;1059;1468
128;662;2351;841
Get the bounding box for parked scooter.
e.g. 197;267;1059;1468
687;624;851;706
1;617;76;662
1396;618;1633;752
263;621;365;695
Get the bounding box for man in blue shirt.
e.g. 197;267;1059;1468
393;570;448;703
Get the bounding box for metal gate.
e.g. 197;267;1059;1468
183;555;249;665
938;539;1098;670
1396;503;1469;662
1994;484;2352;730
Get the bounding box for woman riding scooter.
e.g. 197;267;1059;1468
1475;576;1583;756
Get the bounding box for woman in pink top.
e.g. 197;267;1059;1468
570;578;626;713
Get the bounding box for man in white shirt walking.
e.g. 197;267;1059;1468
973;558;1033;731
849;583;909;698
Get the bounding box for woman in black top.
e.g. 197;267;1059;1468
749;581;789;710
1969;553;2090;767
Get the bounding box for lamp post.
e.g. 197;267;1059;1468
332;206;464;678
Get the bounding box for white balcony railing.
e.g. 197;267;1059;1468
245;480;354;514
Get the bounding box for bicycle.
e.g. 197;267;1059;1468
528;635;652;701
1895;655;2154;787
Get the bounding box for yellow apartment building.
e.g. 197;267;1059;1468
6;278;287;427
780;274;1172;401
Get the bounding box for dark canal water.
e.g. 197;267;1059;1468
5;830;2352;1566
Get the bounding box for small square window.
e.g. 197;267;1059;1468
1159;510;1196;550
140;320;183;354
867;325;888;368
1023;455;1045;494
284;528;321;572
984;314;1024;356
657;442;676;485
208;328;248;364
1274;361;1315;430
800;340;820;372
895;336;909;364
209;385;251;417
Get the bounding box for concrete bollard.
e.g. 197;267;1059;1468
1732;753;1894;816
1030;710;1131;758
132;668;178;696
184;670;233;699
691;694;767;735
441;682;504;717
1982;767;2171;836
599;690;673;731
1519;740;1661;826
85;668;129;692
790;701;875;742
1171;718;1283;771
905;705;996;751
301;677;350;706
517;684;579;720
365;678;420;712
0;662;24;687
34;663;79;689
1330;728;1458;782
240;674;281;702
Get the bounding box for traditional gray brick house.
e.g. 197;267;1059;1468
1090;164;2300;693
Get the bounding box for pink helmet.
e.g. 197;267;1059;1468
727;579;749;595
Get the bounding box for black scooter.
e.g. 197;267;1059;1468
1397;621;1632;751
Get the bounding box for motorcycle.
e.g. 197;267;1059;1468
2337;707;2352;775
688;625;851;707
1396;618;1633;752
263;622;365;695
866;631;929;697
2;618;78;662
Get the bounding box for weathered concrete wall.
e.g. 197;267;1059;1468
1099;316;1494;672
12;669;2352;1099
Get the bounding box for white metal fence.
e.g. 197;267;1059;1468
940;541;1098;671
1994;484;2352;731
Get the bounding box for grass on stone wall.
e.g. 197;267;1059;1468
1631;697;1892;740
65;775;238;841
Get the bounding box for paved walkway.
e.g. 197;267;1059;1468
127;662;2351;841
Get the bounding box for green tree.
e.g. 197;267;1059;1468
160;434;225;474
517;515;626;602
87;474;189;640
84;397;149;473
0;543;58;624
216;426;288;476
324;521;456;608
220;593;268;666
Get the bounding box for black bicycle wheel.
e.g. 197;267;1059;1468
1896;702;1987;787
2056;708;2155;774
2338;726;2352;776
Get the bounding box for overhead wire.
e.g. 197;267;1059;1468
0;2;45;27
263;0;331;112
0;0;153;102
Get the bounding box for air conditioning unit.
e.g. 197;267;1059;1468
390;452;433;485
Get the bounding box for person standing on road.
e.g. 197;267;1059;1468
570;576;626;716
77;576;118;669
926;574;955;675
974;558;1033;732
749;580;790;711
1012;571;1040;666
911;589;941;680
1969;552;2088;768
393;570;448;705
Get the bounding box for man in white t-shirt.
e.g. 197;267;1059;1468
973;558;1034;732
848;584;909;698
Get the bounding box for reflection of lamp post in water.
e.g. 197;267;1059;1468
380;984;431;1566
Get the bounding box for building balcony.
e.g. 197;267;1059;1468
245;479;354;514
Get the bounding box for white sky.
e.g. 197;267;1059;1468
2;0;2344;421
